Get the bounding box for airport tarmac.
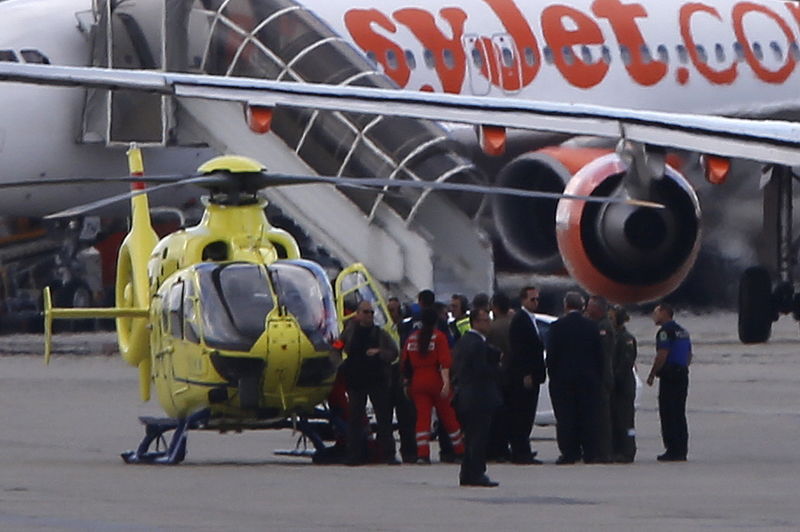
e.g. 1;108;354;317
1;312;799;531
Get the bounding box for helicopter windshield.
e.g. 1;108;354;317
267;260;339;351
196;262;274;352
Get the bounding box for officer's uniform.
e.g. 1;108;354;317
655;320;691;460
611;326;637;462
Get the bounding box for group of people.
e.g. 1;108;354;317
332;287;692;487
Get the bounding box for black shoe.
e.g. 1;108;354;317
385;457;401;465
657;453;687;462
460;475;499;487
613;454;635;463
401;455;417;464
416;457;431;465
344;458;363;466
555;455;577;465
440;453;458;464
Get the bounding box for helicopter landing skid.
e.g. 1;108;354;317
121;409;211;465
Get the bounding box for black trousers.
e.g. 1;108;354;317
549;378;602;461
458;405;494;482
611;373;637;460
390;366;417;461
658;369;689;458
506;383;539;460
346;384;396;463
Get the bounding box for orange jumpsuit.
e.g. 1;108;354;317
403;329;465;460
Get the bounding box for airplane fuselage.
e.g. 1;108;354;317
304;0;800;117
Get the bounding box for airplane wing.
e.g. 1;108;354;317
1;63;800;166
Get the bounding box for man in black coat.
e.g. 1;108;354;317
546;292;605;464
452;308;502;487
505;286;546;464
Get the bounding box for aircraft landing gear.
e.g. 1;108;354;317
739;165;800;343
121;409;210;464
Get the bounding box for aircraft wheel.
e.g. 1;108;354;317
738;266;773;343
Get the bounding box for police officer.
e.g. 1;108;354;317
647;303;692;462
609;305;637;463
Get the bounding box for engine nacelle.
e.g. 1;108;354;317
493;147;611;271
556;154;701;304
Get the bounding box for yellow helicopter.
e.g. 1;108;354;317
42;145;399;464
37;144;659;465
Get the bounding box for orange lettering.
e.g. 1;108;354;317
542;5;609;88
680;3;737;85
483;0;542;89
394;8;468;94
591;0;667;86
344;9;410;87
733;2;795;83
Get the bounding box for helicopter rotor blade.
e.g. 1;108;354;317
0;174;205;189
43;174;225;219
259;173;665;209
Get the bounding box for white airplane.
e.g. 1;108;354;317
1;0;799;342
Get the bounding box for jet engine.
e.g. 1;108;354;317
494;148;701;304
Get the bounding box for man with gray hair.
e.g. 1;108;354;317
546;292;605;464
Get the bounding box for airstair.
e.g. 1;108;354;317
83;0;493;299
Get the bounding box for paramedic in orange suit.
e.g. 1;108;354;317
402;307;465;464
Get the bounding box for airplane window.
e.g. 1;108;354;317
790;42;800;61
524;47;537;66
715;43;726;63
581;45;592;64
562;46;575;66
676;44;689;64
620;45;631;66
770;41;783;61
733;42;746;62
656;44;669;63
443;49;456;70
471;47;484;69
543;47;554;65
0;50;18;62
501;47;514;68
424;49;435;69
19;49;50;64
640;44;652;63
697;45;708;64
601;45;612;64
198;263;274;352
365;51;378;68
386;50;398;70
405;50;417;70
753;42;764;61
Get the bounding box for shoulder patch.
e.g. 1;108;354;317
658;331;668;341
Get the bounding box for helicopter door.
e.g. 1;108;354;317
334;263;396;342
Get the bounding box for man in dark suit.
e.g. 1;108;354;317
452;308;502;487
546;292;605;464
505;286;546;464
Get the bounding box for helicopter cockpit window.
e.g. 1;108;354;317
183;278;200;344
196;262;274;351
268;260;339;351
168;281;184;340
339;271;389;329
